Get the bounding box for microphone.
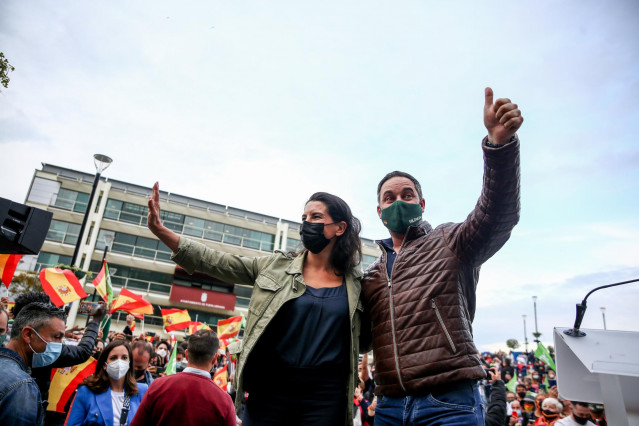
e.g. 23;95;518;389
564;278;639;337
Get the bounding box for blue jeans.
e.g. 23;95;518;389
375;380;484;426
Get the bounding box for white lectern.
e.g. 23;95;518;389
554;327;639;426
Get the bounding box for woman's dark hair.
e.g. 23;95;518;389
83;340;139;396
295;192;362;276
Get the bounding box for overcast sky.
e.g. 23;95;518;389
1;1;638;352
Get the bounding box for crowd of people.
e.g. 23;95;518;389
0;88;616;425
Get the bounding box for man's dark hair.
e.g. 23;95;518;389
132;340;154;358
10;302;66;340
13;291;53;317
376;171;423;204
176;347;185;356
187;330;219;366
572;401;590;409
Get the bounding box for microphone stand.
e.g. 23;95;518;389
564;278;639;337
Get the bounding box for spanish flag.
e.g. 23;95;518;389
188;321;211;335
213;364;228;391
39;268;88;307
161;308;191;332
47;357;97;413
110;288;153;317
217;315;242;340
0;254;22;288
92;261;113;304
7;301;15;314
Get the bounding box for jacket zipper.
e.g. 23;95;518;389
381;245;407;393
432;299;457;353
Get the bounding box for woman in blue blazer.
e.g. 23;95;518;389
66;340;147;426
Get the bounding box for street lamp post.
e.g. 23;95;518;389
601;307;607;330
71;154;113;267
67;154;112;327
522;314;529;353
532;295;540;343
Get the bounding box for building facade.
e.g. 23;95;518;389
18;164;381;337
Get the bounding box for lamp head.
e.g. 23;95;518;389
93;154;113;174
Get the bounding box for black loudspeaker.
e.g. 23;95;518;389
0;197;53;254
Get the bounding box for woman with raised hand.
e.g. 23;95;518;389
66;340;147;426
147;183;367;426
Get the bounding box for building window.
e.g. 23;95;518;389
53;188;89;213
96;229;173;263
362;254;378;270
36;252;72;271
286;238;301;252
46;220;81;245
104;199;185;232
88;261;173;295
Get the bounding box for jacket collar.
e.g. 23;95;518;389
96;387;114;425
0;347;29;372
376;220;433;247
285;250;364;280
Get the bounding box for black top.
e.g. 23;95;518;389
245;281;350;389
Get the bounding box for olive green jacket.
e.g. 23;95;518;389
171;237;366;425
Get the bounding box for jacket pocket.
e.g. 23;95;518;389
431;298;457;354
248;274;283;317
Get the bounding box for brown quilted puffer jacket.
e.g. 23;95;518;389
362;137;520;396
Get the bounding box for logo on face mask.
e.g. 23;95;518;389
380;201;422;234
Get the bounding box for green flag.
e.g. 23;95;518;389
543;374;550;391
506;374;518;393
100;314;111;340
534;342;556;371
165;339;178;375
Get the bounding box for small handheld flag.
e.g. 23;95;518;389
39;268;88;307
161;308;191;332
0;254;22;288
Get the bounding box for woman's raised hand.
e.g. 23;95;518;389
147;182;180;252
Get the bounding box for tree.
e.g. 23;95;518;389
0;52;15;91
506;338;520;350
8;271;43;298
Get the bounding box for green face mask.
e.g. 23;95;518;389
381;200;422;234
0;334;6;345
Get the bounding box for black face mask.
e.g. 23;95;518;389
134;369;146;380
517;392;526;399
300;221;334;254
574;416;590;425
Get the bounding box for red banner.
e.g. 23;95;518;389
169;285;236;311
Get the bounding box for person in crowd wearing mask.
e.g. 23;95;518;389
535;397;562;425
132;340;154;386
516;384;528;403
0;306;8;346
531;372;543;392
66;340;147;426
502;358;516;382
522;392;538;425
588;404;606;426
556;401;596;426
12;292;107;419
0;301;66;425
361;88;522;425
152;340;170;369
175;346;187;372
547;370;557;388
510;400;523;426
534;393;547;420
147;186;366;426
130;330;235;426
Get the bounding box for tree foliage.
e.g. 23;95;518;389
0;52;15;90
8;271;43;297
506;338;520;350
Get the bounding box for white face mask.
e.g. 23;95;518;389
157;349;167;358
106;359;130;380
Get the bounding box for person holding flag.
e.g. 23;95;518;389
12;291;108;424
148;187;367;426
